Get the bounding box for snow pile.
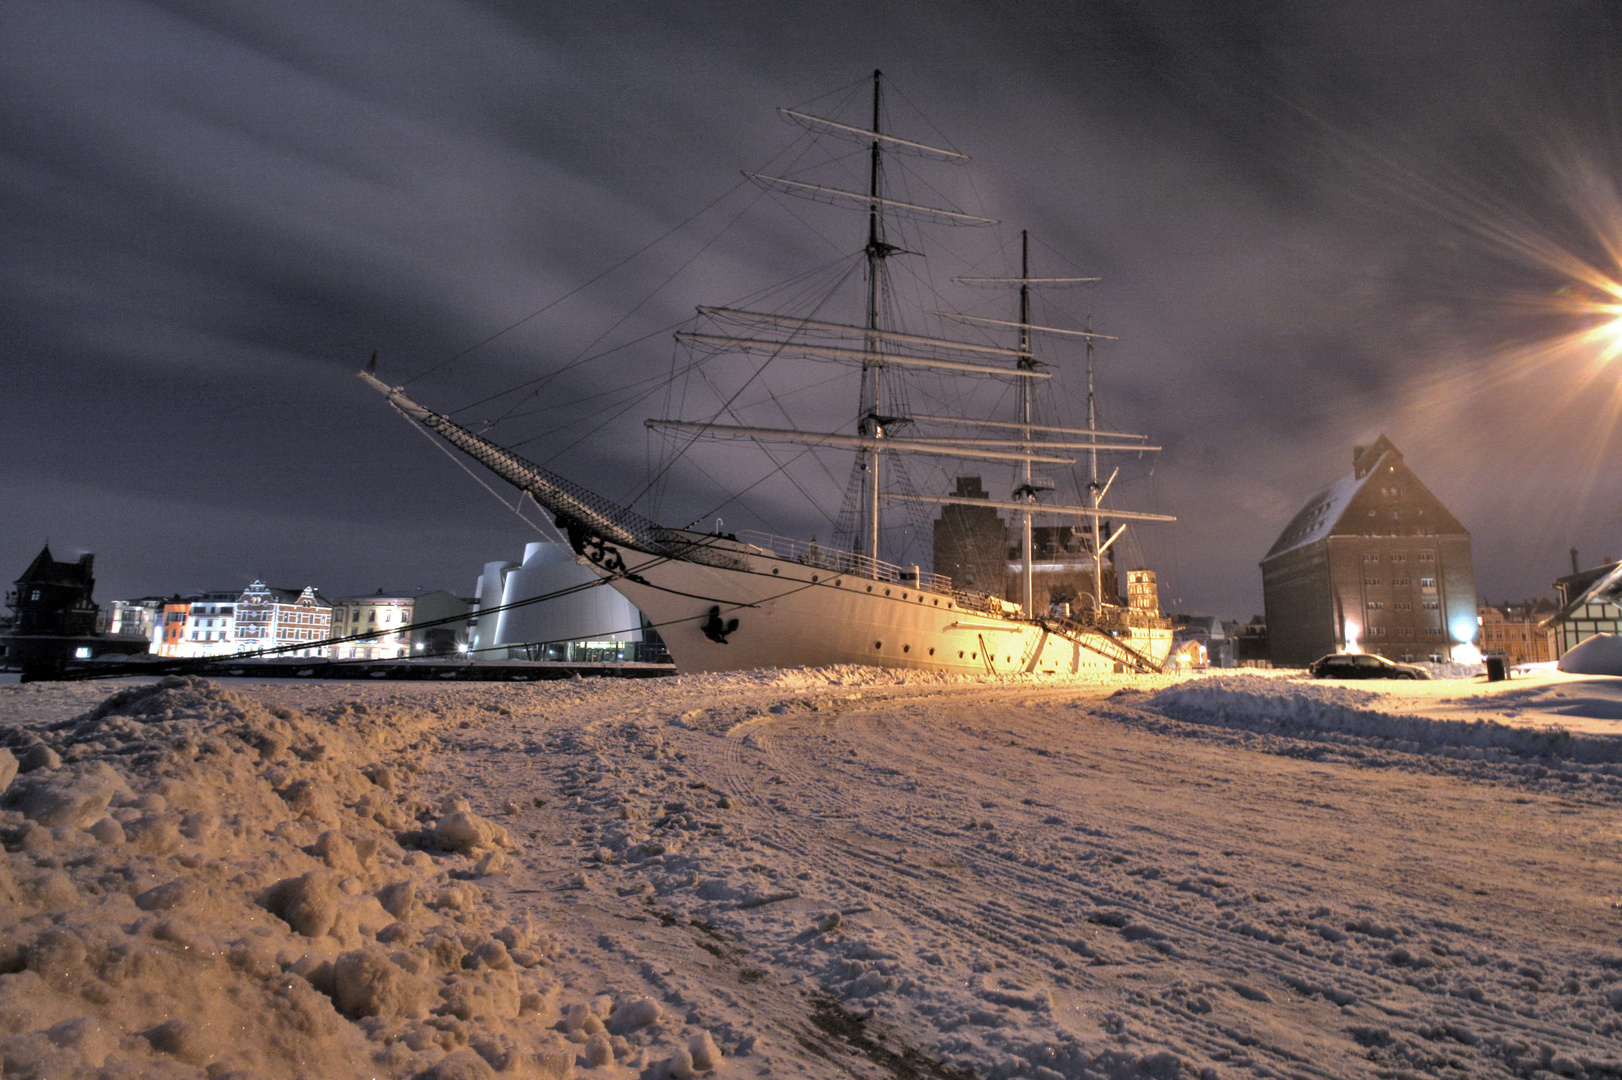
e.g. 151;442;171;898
1416;661;1486;679
0;676;716;1079
1137;673;1622;763
1558;633;1622;676
710;663;1182;693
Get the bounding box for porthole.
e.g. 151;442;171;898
903;644;911;653
834;580;842;587
958;650;964;658
867;586;873;593
971;652;977;660
932;599;939;605
884;588;891;596
812;575;819;582
902;592;908;599
772;568;779;575
928;647;935;656
874;641;882;650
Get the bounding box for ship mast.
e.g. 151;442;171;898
1086;317;1103;610
652;82;1169;589
859;69;888;567
1016;230;1036;615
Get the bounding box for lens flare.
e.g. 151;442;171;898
1368;144;1622;529
1548;278;1622;367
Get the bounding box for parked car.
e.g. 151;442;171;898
1309;652;1431;680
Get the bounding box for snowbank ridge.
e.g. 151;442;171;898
1141;674;1622;764
0;676;708;1079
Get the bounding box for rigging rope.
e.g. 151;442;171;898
403;178;751;389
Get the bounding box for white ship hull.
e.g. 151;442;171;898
591;531;1172;676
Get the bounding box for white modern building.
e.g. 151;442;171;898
469;541;659;662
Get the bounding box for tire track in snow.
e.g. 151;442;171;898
710;697;1358;1077
807;692;1622;1077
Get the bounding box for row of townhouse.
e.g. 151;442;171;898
102;583;468;660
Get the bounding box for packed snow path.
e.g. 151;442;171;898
4;667;1622;1079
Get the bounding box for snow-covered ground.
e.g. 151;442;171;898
3;665;1622;1079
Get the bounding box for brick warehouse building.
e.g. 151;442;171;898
932;476;1008;600
1261;436;1477;667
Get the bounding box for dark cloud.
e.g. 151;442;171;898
4;0;1620;616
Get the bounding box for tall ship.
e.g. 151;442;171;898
361;72;1175;676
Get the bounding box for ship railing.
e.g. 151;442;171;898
945;588;1024;619
1044;606;1127;635
734;531;955;593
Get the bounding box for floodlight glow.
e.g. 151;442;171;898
1343;620;1362;654
1379;150;1622;467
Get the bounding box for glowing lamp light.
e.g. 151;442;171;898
1343;620;1362;654
1572;282;1622;366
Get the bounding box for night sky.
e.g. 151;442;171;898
5;1;1621;619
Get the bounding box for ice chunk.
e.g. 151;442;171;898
583;1030;614;1067
134;878;202;912
432;809;510;854
20;743;61;773
664;1045;697;1079
9;766;124;828
608;995;663;1033
689;1030;724;1070
332;946;424;1020
420;1048;497;1080
144;1018;208;1065
262;869;339;937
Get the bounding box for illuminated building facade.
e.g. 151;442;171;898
1261;436;1477;667
234;581;332;657
157;599;190;657
175;591;239;657
328;590;469;660
100;597;165;646
1478;600;1556;666
330;593;414;659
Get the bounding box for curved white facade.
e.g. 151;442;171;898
471;542;643;658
